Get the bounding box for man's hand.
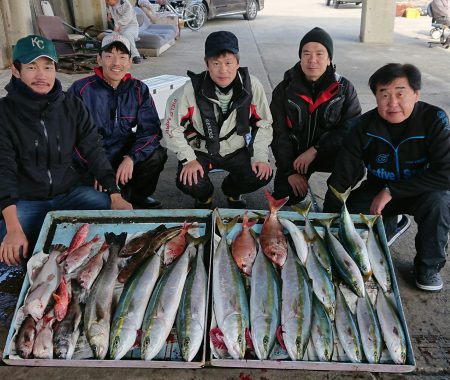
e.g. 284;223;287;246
293;147;318;175
110;193;133;210
94;179;103;192
114;25;120;32
370;188;392;215
0;229;28;266
116;156;134;186
251;162;273;180
288;173;309;198
179;160;204;186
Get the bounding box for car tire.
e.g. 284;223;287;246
243;0;258;20
185;2;207;30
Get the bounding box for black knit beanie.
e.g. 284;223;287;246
299;27;333;60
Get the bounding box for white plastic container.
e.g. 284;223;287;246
142;75;190;119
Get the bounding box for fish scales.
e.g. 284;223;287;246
356;295;382;364
311;295;334;361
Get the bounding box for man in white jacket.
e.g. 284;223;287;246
162;31;273;208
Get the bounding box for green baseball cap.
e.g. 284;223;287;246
12;35;58;64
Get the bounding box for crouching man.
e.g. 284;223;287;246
324;63;450;291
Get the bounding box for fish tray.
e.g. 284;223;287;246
2;209;213;368
209;209;415;373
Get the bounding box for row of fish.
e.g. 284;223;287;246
13;221;209;363
210;187;408;365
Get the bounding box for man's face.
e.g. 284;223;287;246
105;0;118;6
97;47;132;87
11;56;56;95
300;42;330;81
375;77;420;124
206;52;239;88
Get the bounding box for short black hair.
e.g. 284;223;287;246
205;50;240;62
99;41;131;56
368;63;421;94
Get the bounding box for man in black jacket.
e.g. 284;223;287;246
0;35;132;266
270;27;363;205
324;63;450;292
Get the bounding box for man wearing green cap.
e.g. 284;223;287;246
270;27;363;205
0;35;132;266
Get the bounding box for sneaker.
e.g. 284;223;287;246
226;195;247;209
132;56;141;64
387;215;411;246
131;196;162;209
415;270;443;291
194;196;213;209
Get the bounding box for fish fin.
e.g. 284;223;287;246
359;213;378;228
276;325;286;351
264;188;289;212
52;293;61;303
315;217;336;229
215;211;239;237
329;185;351;204
186;234;210;246
291;199;312;217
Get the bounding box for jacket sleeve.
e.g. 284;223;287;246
128;84;162;163
72;97;118;192
389;110;450;198
249;76;273;163
317;78;362;154
161;84;197;164
270;82;296;176
0;115;19;211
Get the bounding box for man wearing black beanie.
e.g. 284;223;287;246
270;27;363;205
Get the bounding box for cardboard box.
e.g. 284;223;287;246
142;75;190;119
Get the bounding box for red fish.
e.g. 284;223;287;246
77;240;108;290
260;189;289;267
64;235;101;274
163;221;192;265
53;278;70;321
231;211;258;276
58;224;90;263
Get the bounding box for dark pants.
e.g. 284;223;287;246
273;151;365;205
121;147;167;200
176;149;272;201
0;186;110;255
323;181;450;273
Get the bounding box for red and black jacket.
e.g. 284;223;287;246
270;63;361;177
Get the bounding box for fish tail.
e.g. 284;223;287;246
359;213;378;228
242;211;258;228
315;217;335;229
329;185;352;204
104;232;128;248
215;211;239;237
264;188;289;212
291;199;312;217
186;234;209;246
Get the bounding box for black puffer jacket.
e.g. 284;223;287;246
328;102;450;198
0;77;118;211
270;63;361;176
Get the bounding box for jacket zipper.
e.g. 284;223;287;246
323;96;342;121
40;119;53;195
56;135;62;164
287;99;302;151
34;139;39;166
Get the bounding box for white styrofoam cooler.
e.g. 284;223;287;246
142;75;190;119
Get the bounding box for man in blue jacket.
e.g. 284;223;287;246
324;63;450;292
0;35;132;266
69;33;167;208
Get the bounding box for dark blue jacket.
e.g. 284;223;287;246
68;68;162;165
328;101;450;199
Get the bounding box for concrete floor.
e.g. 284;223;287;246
0;0;449;378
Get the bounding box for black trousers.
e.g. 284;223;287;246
323;181;450;273
273;151;365;205
176;148;272;201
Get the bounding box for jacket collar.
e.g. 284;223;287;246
94;67;133;91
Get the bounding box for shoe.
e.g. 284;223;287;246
226;195;247;209
415;269;443;291
387;214;411;246
131;196;162;209
132;56;141;64
194;196;213;209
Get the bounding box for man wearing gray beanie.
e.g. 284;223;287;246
270;27;363;205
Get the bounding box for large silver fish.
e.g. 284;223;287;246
376;290;407;364
335;286;363;363
356;295;382;364
109;245;162;360
176;242;208;362
281;242;312;361
53;284;83;359
310;294;334;362
84;232;127;360
360;214;393;294
141;243;191;361
279;218;308;265
213;213;249;360
318;217;365;298
330;186;372;280
250;242;281;360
